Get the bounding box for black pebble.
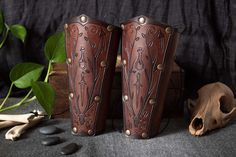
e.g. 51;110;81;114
39;126;59;135
41;136;61;146
60;143;79;155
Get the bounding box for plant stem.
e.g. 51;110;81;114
0;23;9;48
44;60;52;82
20;60;52;104
0;82;13;109
0;89;32;112
0;60;53;112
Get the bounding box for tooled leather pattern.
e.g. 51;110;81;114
122;22;170;137
66;22;110;134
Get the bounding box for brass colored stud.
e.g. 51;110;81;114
72;127;77;133
149;99;156;105
157;64;164;71
122;95;129;102
66;58;72;64
69;93;74;100
138;17;146;24
107;25;113;31
88;129;94;135
64;23;68;29
80;15;87;23
121;24;125;30
94;96;101;102
165;27;172;34
122;59;127;66
125;129;131;136
142;132;148;138
100;61;107;67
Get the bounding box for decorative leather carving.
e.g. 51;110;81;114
122;15;179;139
65;14;121;136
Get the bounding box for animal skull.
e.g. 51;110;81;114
188;82;236;136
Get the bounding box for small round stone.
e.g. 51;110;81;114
39;126;59;135
125;129;131;136
61;143;79;155
80;16;87;23
88;129;94;135
138;17;146;24
41;136;60;146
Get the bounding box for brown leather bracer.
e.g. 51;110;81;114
64;14;121;136
121;15;179;139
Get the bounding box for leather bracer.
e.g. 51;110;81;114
121;15;179;139
65;14;121;136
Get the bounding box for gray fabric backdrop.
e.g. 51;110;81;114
0;0;235;97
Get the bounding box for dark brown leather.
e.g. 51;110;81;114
49;63;69;118
121;15;179;139
64;14;121;136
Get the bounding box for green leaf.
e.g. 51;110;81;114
32;81;55;116
44;32;66;63
10;24;27;42
0;10;4;35
10;63;44;89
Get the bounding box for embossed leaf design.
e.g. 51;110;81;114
10;63;44;89
32;81;55;116
44;32;66;63
10;24;27;43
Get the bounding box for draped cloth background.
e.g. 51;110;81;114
0;0;235;97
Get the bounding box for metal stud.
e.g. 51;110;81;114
125;129;131;136
157;64;164;71
66;58;72;64
149;99;156;105
69;93;74;100
107;25;113;31
80;15;87;23
72;127;77;133
64;23;68;29
94;96;101;102
122;95;129;102
122;59;127;66
100;61;107;68
142;132;148;138
138;17;146;24
121;24;125;30
88;129;94;135
165;27;172;34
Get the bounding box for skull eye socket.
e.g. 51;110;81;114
192;118;203;130
220;96;233;114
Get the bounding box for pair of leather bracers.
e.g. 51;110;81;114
65;14;179;139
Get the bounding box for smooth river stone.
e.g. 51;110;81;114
39;126;59;135
41;136;61;146
60;143;79;155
